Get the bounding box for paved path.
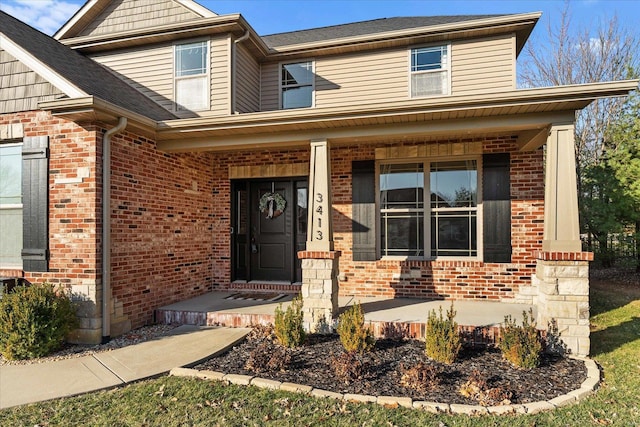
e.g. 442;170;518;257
0;325;250;409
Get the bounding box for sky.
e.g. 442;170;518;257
1;0;639;39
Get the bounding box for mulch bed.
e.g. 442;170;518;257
195;330;586;406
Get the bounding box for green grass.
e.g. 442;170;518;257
1;280;639;426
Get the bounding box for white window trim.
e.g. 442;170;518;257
0;141;23;270
376;155;483;261
173;39;211;112
279;60;315;110
408;43;452;99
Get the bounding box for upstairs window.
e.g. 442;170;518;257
174;41;209;111
410;45;449;97
281;61;314;109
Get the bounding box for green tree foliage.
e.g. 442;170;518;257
274;295;306;348
425;303;462;364
336;302;374;354
604;94;640;270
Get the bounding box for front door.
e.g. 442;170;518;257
232;179;307;282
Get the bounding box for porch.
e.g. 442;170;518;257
156;291;535;345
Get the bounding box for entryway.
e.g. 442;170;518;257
231;178;307;283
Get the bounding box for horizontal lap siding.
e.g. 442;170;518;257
91;44;174;112
210;36;231;116
91;36;230;117
260;63;279;111
451;35;515;95
0;50;64;114
235;44;260;113
314;50;408;107
79;0;201;37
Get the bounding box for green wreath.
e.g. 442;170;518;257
259;192;287;219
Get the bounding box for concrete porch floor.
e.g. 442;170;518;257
156;292;535;342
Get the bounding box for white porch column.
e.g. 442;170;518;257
299;139;340;333
542;124;581;252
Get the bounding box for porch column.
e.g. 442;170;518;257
542;124;581;252
299;139;340;333
535;123;592;356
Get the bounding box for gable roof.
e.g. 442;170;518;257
262;15;506;48
55;0;216;40
0;10;176;121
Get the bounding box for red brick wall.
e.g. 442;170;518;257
0;111;101;289
109;131;218;328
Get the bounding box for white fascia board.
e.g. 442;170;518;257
0;33;87;98
53;0;100;40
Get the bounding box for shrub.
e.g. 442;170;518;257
331;351;370;383
425;303;461;364
0;283;77;360
245;341;291;373
274;295;305;348
399;362;441;392
498;309;542;369
336;302;374;354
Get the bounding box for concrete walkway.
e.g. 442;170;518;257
0;325;250;409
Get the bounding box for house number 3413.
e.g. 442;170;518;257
315;192;324;240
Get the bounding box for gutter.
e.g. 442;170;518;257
102;117;127;343
232;30;251;114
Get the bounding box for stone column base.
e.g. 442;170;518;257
298;251;340;333
534;251;593;356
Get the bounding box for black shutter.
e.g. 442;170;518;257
21;136;49;272
483;153;511;263
352;160;376;261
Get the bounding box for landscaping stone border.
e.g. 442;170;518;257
170;356;600;415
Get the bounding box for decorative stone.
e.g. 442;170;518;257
223;373;253;385
449;404;489;415
377;396;413;408
524;401;555;414
280;382;313;394
251;377;282;390
413;401;450;413
344;393;377;403
311;388;343;399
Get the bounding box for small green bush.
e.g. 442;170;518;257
498;309;542;369
336;302;374;354
0;283;77;360
425;303;462;364
274;295;306;348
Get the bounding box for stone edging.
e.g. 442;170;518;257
169;356;600;415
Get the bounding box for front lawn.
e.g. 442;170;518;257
0;275;638;426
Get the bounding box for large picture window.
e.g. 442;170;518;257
410;45;449;97
379;159;478;258
174;41;209;111
281;61;314;109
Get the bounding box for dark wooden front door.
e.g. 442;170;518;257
232;179;307;282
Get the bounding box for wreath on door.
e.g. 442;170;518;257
259;192;287;219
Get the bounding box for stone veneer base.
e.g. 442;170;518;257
170;356;600;415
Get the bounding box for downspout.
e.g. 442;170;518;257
102;117;127;343
232;30;251;114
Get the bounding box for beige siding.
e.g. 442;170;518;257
90;36;230;117
451;34;515;95
260;62;279;111
79;0;202;37
260;35;516;111
210;36;231;116
90;43;175;112
235;44;260;113
0;49;65;114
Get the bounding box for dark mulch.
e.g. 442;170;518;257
195;331;586;406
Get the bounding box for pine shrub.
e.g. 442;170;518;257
336;302;374;354
274;295;306;348
498;309;542;369
0;283;77;360
425;303;462;364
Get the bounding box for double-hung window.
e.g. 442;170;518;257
174;41;209;111
0;143;23;268
410;45;450;97
281;61;314;109
380;159;478;258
